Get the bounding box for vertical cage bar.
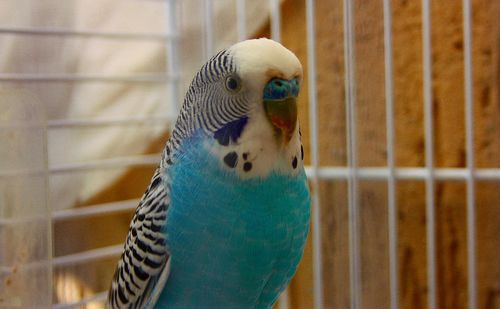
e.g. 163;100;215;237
236;0;247;41
343;0;361;308
462;0;477;308
44;107;53;306
203;0;214;57
270;0;281;42
306;0;324;308
278;288;290;309
421;0;437;308
166;0;180;120
382;0;398;308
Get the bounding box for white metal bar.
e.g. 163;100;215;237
2;165;499;180
0;260;49;274
306;0;324;308
0;73;176;83
0;168;47;178
53;291;107;309
383;0;399;308
462;0;477;308
0;121;45;129
278;288;290;309
204;0;215;57
304;167;500;181
166;0;181;121
422;0;437;308
49;154;160;174
472;168;500;181
343;0;361;307
52;199;140;221
40;114;53;303
1;244;122;272
270;0;281;42
52;245;123;267
236;0;247;41
0;168;46;178
0;214;48;226
0;26;175;41
48;116;173;128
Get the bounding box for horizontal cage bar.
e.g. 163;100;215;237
304;167;500;181
0;26;176;41
50;154;161;173
1;166;499;180
52;244;123;267
52;198;140;221
0;245;122;271
53;291;108;309
48;116;174;128
0;73;177;83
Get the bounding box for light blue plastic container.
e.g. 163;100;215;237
0;88;52;306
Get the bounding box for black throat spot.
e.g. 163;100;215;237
223;152;238;168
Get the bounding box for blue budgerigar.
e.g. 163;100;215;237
108;38;310;309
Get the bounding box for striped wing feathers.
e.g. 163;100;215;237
108;169;170;308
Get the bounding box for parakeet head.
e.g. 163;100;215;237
167;38;304;178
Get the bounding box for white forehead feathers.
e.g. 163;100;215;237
228;38;303;90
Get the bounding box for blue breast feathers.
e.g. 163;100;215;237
158;131;310;308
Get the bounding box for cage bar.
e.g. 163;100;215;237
0;73;175;83
342;0;361;307
421;0;437;308
49;154;160;174
236;0;247;41
382;0;398;307
305;167;500;181
270;0;281;42
278;288;291;309
1;244;122;273
3;165;498;180
0;26;175;41
52;199;140;221
48;116;173;128
203;0;215;58
53;291;108;309
166;0;182;119
306;0;324;308
52;245;123;268
462;0;477;308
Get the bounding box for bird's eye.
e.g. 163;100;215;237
225;75;241;93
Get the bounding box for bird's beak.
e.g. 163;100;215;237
263;78;299;143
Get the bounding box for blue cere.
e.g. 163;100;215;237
263;78;300;101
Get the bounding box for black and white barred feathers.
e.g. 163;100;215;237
160;49;251;167
108;49;250;308
108;168;170;308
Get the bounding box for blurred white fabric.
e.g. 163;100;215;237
0;0;270;210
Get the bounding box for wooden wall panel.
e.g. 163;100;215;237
278;0;499;308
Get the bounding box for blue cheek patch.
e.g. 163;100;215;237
263;78;300;101
214;116;248;146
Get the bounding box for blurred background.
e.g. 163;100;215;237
0;0;498;308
